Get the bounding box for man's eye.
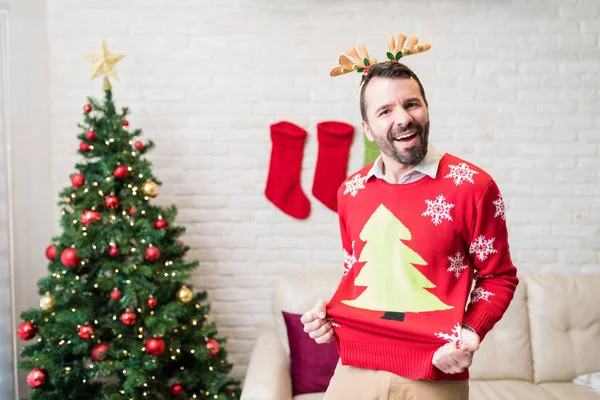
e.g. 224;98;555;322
407;103;418;108
379;110;390;116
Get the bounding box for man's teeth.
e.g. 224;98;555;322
395;132;416;140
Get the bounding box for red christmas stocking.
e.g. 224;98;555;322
265;121;311;219
312;121;354;212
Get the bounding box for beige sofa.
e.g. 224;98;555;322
241;273;600;400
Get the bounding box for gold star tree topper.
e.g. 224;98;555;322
84;39;125;90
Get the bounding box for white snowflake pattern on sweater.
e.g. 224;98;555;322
471;287;495;303
328;317;341;328
434;322;462;346
493;195;506;220
445;163;479;186
469;235;497;261
422;194;455;226
447;252;468;278
344;174;367;197
343;240;357;276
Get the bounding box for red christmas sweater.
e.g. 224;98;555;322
326;153;519;381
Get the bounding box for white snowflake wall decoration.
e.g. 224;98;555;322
493;195;506;220
343;240;357;276
434;322;462;346
448;252;468;278
344;173;367;197
469;235;497;261
445;163;479;186
471;287;495;303
422;194;455;226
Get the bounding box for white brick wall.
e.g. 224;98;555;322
44;0;599;380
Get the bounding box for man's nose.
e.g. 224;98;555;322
394;109;412;129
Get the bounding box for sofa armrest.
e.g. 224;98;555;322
241;325;292;400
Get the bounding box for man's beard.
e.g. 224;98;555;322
374;121;429;166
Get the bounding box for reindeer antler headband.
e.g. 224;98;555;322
330;32;431;77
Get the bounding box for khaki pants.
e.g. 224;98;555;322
324;361;469;400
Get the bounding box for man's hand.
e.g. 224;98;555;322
300;300;334;344
432;327;480;374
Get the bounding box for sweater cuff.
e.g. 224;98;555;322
462;310;497;342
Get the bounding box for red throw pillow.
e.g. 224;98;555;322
282;311;340;396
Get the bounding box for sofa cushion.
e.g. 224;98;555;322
469;380;556;400
282;311;339;396
273;273;341;353
539;382;600;400
525;274;600;383
469;279;532;381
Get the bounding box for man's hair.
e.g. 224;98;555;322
359;62;428;122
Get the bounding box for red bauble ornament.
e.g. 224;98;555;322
60;248;80;268
147;296;157;309
120;310;136;326
71;173;85;188
80;142;91;152
110;289;122;301
27;368;47;388
134;141;144;150
91;342;110;361
113;165;128;179
85;130;96;140
129;206;136;215
171;384;185;396
80;210;102;226
108;247;120;257
105;195;119;209
145;337;165;356
83;104;92;114
17;321;37;340
78;325;94;340
206;339;220;357
154;219;168;230
122;120;129;127
45;245;57;261
145;247;160;261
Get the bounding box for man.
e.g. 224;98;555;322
301;33;519;399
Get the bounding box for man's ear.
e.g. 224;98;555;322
362;120;374;142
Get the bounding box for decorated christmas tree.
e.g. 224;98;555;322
16;40;241;399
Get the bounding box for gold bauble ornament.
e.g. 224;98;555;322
176;286;193;303
39;292;55;311
141;180;158;197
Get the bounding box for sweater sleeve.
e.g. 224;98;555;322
462;179;519;342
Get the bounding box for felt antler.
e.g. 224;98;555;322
386;32;431;62
330;44;378;77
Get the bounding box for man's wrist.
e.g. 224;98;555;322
462;324;477;334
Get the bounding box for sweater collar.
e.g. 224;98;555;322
365;144;444;183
